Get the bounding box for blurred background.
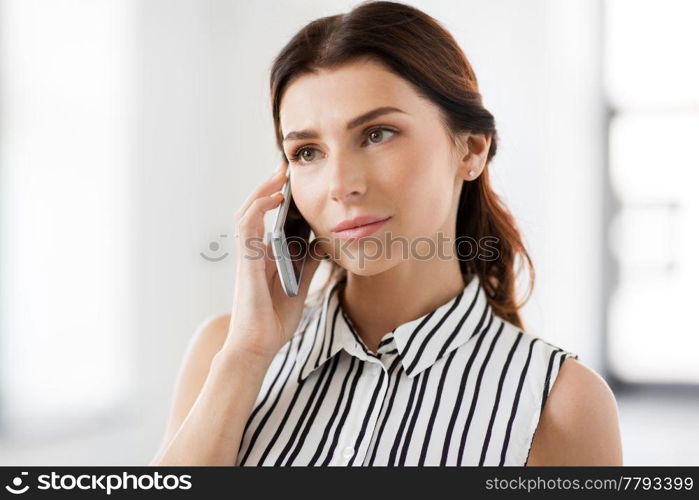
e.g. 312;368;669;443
1;0;697;465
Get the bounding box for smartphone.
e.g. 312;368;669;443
271;166;314;296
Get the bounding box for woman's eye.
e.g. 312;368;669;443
366;127;396;144
289;127;396;165
290;147;319;164
299;148;317;162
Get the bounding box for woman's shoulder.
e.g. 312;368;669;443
526;356;623;465
191;313;231;352
503;317;624;465
492;316;580;378
491;318;622;465
494;318;611;424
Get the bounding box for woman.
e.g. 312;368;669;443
151;0;622;466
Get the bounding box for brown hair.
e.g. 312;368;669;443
269;0;534;330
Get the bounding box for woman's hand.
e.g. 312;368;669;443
224;161;326;360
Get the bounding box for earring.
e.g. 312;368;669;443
468;170;475;177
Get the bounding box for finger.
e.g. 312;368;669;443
236;192;284;246
237;162;288;218
238;170;285;218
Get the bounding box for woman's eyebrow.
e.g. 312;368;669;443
282;106;407;142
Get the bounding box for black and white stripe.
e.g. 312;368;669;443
236;274;578;466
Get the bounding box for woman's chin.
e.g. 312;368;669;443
337;257;396;276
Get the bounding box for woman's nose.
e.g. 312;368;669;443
327;154;366;203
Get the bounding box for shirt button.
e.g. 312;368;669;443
342;446;354;459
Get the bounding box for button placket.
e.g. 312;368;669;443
358;361;388;465
337;359;388;465
368;362;382;376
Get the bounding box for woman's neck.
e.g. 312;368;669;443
339;257;470;354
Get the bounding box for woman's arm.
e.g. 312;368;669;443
148;314;273;466
149;160;325;466
526;357;623;466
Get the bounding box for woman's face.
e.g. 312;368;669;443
279;57;468;276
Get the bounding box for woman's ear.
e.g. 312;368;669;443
454;132;492;181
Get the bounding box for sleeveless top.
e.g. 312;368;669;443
235;273;578;466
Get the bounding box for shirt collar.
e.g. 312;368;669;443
298;273;493;381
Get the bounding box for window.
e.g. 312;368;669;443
604;0;699;384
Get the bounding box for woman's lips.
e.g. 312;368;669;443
331;216;391;241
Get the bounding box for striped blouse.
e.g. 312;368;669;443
235;273;578;466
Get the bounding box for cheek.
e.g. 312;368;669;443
396;176;452;231
290;177;325;231
389;147;454;233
